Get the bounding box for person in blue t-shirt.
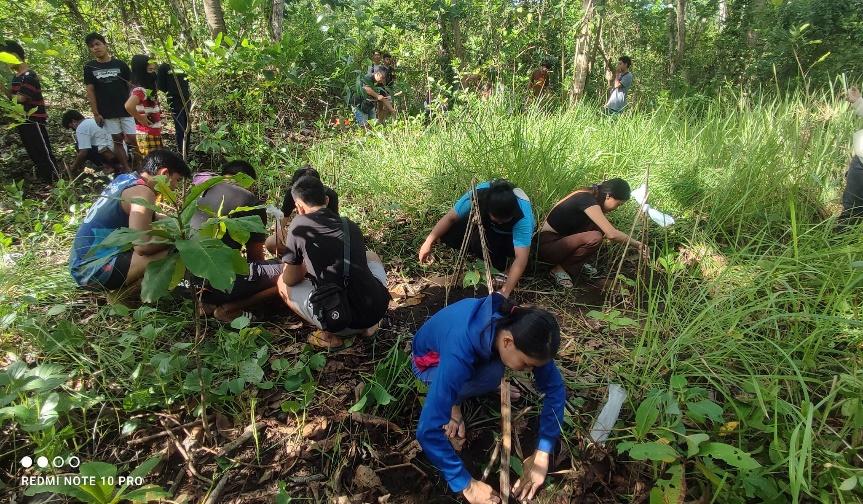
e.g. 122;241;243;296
419;179;534;297
412;293;565;503
69;149;191;290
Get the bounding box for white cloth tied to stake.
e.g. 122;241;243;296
631;184;675;227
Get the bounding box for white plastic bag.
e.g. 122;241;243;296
589;383;627;444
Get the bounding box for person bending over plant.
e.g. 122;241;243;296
69;149;191;291
276;176;390;349
265;165;339;256
61;109;124;175
351;68;394;127
412;293;565;504
839;85;863;227
188;160;284;322
538;178;648;288
419;179;534;298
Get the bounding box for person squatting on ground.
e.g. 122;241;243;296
538;178;648;288
528;61;551;97
189;161;284;322
61;109;124;175
419;179;534;298
265;166;339;256
604;56;633;114
2;40;59;182
125;55;163;157
83;33;137;171
351;68;394;127
276;175;390;349
69;149;191;290
840;85;863;227
156;62;191;154
412;293;565;504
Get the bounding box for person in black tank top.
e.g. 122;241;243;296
539;178;647;288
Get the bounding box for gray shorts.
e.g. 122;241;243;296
289;261;387;334
102;117;137;136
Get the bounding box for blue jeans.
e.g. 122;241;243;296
352;106;376;127
412;359;504;405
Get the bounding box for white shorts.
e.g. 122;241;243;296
289;261;387;334
102;117;137;136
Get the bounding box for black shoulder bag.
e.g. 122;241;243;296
308;218;353;332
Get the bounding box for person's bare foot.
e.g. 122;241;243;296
199;303;217;317
362;323;380;337
212;306;245;323
308;330;344;349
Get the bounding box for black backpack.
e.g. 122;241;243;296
308;218;353;332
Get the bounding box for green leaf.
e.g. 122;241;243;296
281;400;302;413
175;237;238;292
92;228;147;253
24;484;92;500
238;360;264;384
46;304;67;316
370;383;395;406
349;395;368;412
307;353;326;371
683;432;710;457
628;442;679;463
635;393;662;439
181;176;227;224
141;253;182;303
699;442;761;470
686;399;724;424
129;197;160;212
649;463;684;504
38;392;60;428
669;375;687;389
231;315;251;330
121;485;170;502
462;269;481;288
838;476;858;491
0;51;23;65
129;455;163;479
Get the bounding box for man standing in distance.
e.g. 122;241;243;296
83;33;137;171
604;56;633;114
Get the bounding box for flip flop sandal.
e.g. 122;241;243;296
215;310;255;324
307;330;353;352
550;270;574;288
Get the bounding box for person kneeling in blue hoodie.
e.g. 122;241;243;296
412;293;566;504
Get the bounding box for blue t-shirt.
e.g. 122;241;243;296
413;294;565;493
69;173;144;286
452;181;534;248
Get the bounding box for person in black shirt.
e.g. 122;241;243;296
156;63;191;154
190;160;285;322
2;40;58;182
265;165;339;256
277;176;389;349
538;178;647;288
83;33;136;172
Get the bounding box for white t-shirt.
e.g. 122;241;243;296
75;118;114;151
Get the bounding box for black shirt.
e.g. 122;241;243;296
156;63;190;110
281;186;339;216
190;182;267;250
283;208;390;329
545;191;600;236
9;70;47;122
83;58;132;119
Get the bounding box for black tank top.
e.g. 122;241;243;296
545;191;600;236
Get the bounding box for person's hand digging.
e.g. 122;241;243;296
512;450;550;502
418;237;435;264
463;479;500;504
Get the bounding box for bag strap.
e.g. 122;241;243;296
341;218;351;286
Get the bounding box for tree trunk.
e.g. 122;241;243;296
62;0;89;28
270;0;285;41
202;0;226;38
718;0;727;30
451;13;465;68
568;0;598;104
675;0;686;72
437;11;457;88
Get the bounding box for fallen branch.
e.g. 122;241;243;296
214;422;264;457
158;418;209;485
481;439;501;482
349;412;403;433
128;417;210;446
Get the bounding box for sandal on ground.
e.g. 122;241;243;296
550;270;574;288
213;308;255;324
582;263;600;279
307;330;350;351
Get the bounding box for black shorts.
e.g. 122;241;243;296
102;251;133;290
193;260;285;305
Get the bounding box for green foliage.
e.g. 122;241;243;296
23;456;168;503
351;334;414;418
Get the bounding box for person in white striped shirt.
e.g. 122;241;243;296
124;55;164;158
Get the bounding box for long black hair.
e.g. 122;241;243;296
130;54;157;93
481;179;519;221
588;178;631;205
495;297;560;361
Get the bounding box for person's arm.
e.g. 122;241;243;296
279;263;306;286
512;360;565;501
363;85;383;100
419;210;460;263
70;150;89;172
123;185;166;255
278;226;306;287
584;205;645;250
416;356;481;496
500;246;528;298
85;84;103;125
125;91;150;127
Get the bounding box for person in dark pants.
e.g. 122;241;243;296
2;40;58;182
419;179;535;298
156;63;190;154
840;85;863;228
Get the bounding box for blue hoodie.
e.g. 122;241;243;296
412;294;566;493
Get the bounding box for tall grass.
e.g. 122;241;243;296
307;91;863;501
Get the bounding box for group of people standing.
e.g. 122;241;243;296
351;50;397;127
2;34;189;181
